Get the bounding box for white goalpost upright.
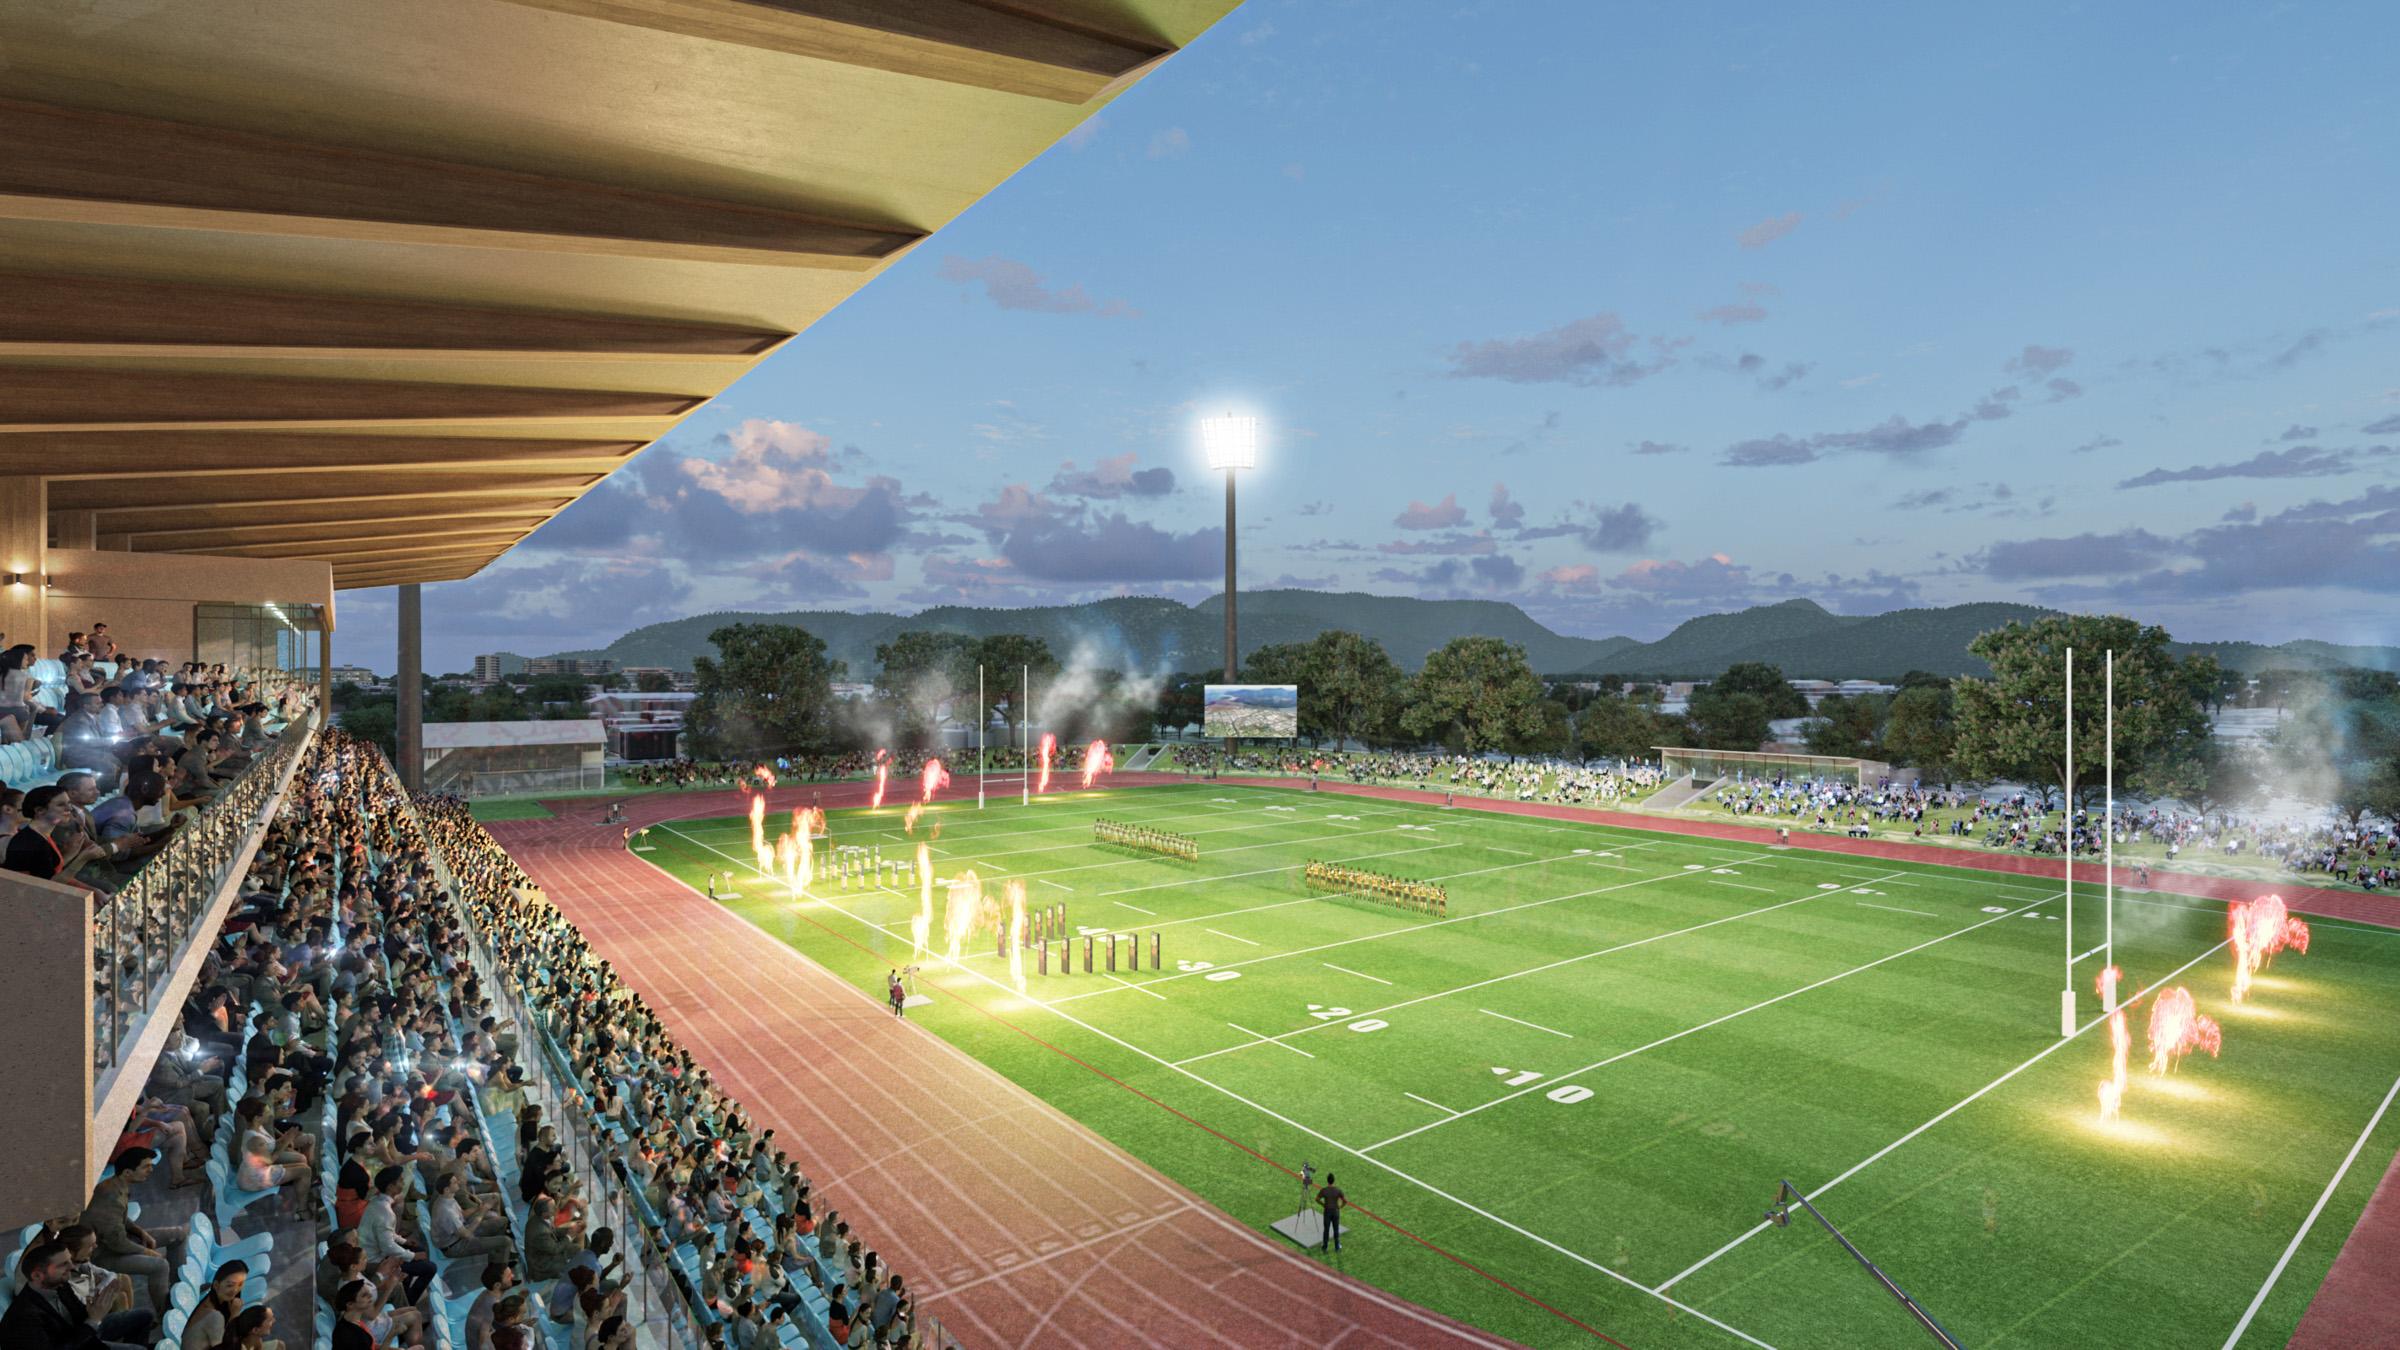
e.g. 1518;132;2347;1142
2104;648;2115;1011
2062;646;2075;1038
977;664;986;809
1021;663;1031;806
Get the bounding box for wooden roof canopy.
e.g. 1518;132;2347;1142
0;0;1237;589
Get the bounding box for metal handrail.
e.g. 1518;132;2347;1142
1765;1179;1963;1349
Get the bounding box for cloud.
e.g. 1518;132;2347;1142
2045;378;2084;402
1737;212;1804;249
1538;563;1601;592
1489;483;1525;530
1718;413;1968;467
1377;532;1498;556
1470;553;1525;589
1062;115;1104;151
1730;352;1812;390
2223;502;2258;523
1979;530;2178;579
2116;445;2373;488
2074;435;2123;454
1894;488;1952;510
1147;127;1191;159
1514;501;1661;552
2005;345;2075;379
936;254;1137;317
1631;440;1686;456
1697;302;1769;326
428;557;693;641
1295;501;1333;517
1046;452;1175;499
1444;313;1668;387
2280;424;2320;442
997;511;1222;582
2037;486;2400;602
1394;493;1469;530
1611;552;1754;600
2364;414;2400;436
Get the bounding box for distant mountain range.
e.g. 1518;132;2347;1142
548;591;2400;681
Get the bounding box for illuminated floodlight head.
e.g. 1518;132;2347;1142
1201;414;1259;471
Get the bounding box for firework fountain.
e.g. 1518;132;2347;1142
2095;966;2128;1120
746;792;771;875
921;757;951;804
2229;894;2310;1002
1036;732;1056;794
871;749;890;809
941;869;983;963
1081;739;1114;789
912;843;933;961
2146;986;2222;1075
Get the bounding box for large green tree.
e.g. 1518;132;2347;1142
1685;688;1772;750
976;633;1059;738
1575;693;1668;760
1710;661;1810;719
1400;637;1544;753
1297;630;1402;749
1881;684;1957;774
1950;615;2214;801
1804;692;1888;758
686;623;844;759
873;630;981;743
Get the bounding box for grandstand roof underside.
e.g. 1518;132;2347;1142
0;0;1239;589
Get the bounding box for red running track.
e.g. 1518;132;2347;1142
496;774;2400;1349
489;776;1525;1350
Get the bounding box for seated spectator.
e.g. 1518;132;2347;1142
55;695;122;789
56;1226;154;1350
355;1167;437;1305
177;1262;248;1350
2;1237;137;1350
232;1097;315;1212
76;1149;182;1314
6;786;104;894
428;1171;515;1278
207;1307;278;1350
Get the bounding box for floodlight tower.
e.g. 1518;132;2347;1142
1201;414;1258;682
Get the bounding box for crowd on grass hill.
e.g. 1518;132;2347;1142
613;745;1098;790
1166;747;1667;805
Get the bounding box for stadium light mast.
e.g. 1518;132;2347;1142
1202;414;1258;682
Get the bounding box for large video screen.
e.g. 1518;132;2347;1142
1204;683;1299;738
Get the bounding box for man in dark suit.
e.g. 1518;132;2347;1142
1;1238;129;1350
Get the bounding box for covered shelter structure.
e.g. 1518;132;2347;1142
0;0;1235;1223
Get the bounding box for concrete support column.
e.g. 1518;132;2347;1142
319;623;332;717
397;583;423;791
52;510;95;550
0;478;48;653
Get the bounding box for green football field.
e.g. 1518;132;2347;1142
627;783;2400;1349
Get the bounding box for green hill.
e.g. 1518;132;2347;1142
549;591;2400;681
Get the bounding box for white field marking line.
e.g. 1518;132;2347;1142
1051;849;1780;1007
1480;1009;1572;1039
1102;973;1165;1001
1404;1092;1460;1117
1039;879;1072;892
1363;881;2037;1154
1323;964;1392;986
2219;1070;2400;1350
766;841;1779;1350
1112;901;1156;916
1709;880;1774;893
1096;841;1458;895
626;819;1562;1350
1489;846;1538;857
1225;1023;1315;1059
1203;928;1261;947
1856;902;1939;917
1171;862;1873;1068
1657;933;2231;1295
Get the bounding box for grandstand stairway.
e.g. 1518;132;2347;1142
1643;773;1714;811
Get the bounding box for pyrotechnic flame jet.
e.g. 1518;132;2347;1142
871;749;890;810
921;757;950;804
1005;879;1028;994
2229;894;2310;1002
902;803;924;835
747;792;771;876
2147;986;2223;1075
911;843;933;961
2095;966;2128;1120
1081;739;1114;790
941;869;982;963
792;807;820;896
752;764;776;789
1036;733;1056;794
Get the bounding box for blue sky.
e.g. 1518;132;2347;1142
347;0;2400;675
